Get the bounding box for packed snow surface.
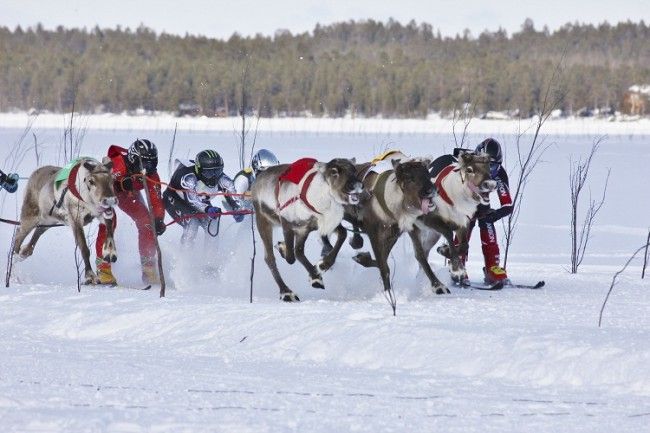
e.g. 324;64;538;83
0;122;649;432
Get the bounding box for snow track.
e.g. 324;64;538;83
1;275;649;432
1;127;649;431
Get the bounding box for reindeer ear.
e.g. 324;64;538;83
83;160;98;171
349;157;356;164
391;158;401;169
101;156;113;171
459;151;472;164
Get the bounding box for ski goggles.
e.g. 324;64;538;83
201;166;223;179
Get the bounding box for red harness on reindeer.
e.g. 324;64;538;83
434;165;457;207
275;158;322;215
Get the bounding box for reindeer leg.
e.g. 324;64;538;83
320;235;334;257
409;227;449;295
352;223;379;268
13;216;39;259
443;227;467;285
349;222;364;249
21;226;51;258
368;225;400;314
71;221;98;285
318;224;346;272
294;229;324;289
371;227;400;292
277;219;296;264
101;216;117;263
256;210;297;302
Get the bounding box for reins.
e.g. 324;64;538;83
120;173;248;199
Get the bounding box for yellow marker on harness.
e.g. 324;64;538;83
371;150;401;164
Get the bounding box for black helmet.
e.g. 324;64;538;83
127;139;158;173
194;149;224;187
476;138;502;176
475;138;502;164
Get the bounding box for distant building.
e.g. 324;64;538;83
621;85;650;116
177;103;202;117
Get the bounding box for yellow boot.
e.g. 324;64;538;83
96;258;117;285
141;259;160;285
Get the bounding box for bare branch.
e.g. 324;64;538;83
642;230;650;279
167;122;178;176
599;240;650;327
569;137;609;273
500;51;566;268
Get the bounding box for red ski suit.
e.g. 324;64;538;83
95;145;165;264
464;166;513;268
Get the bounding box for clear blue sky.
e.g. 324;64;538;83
1;0;647;39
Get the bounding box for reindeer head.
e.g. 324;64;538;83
322;158;364;205
81;158;118;218
392;158;435;215
458;151;496;205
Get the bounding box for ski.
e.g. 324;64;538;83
96;284;152;291
455;280;504;291
505;280;545;289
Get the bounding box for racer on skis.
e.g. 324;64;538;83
442;138;513;284
163;149;245;244
232;149;280;195
472;138;513;283
94;139;167;285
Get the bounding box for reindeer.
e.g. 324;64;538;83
351;158;441;308
13;158;118;284
252;157;363;301
415;151;496;283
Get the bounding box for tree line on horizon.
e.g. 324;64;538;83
1;19;649;118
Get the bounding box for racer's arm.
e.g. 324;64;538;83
481;167;513;223
233;172;250;195
218;174;243;210
180;173;212;213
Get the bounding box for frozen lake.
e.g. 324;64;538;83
0;125;649;433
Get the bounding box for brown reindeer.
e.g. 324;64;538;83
415;151;496;284
251;157;363;301
351;158;439;310
13;158;118;284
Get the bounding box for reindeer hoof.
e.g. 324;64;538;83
434;285;451;295
352;252;375;268
83;272;99;285
349;234;364;250
310;275;324;289
103;254;118;263
280;292;300;302
18;249;32;259
450;270;467;283
317;259;331;273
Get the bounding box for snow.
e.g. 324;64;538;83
1;124;649;432
2;110;650;136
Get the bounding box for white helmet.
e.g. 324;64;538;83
251;149;279;174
